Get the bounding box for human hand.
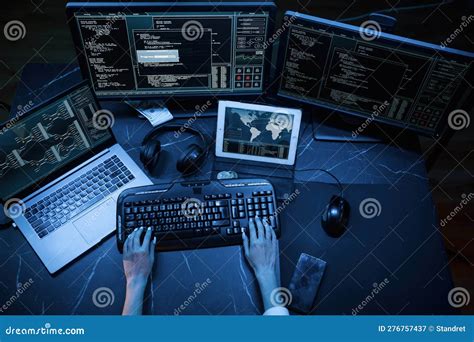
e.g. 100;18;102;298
123;227;156;289
242;216;280;311
242;216;278;277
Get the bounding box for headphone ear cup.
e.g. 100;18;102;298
176;143;205;175
140;139;161;173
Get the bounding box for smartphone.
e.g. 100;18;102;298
288;253;327;313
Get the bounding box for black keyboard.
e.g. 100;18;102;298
25;155;135;239
116;178;280;251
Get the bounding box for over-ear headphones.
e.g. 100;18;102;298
140;124;208;176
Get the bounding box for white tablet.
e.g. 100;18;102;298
216;101;302;166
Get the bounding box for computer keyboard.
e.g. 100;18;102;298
25;155;135;239
116;178;280;251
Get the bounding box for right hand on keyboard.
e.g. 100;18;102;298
242;216;280;312
242;216;278;277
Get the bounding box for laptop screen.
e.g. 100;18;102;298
0;84;112;201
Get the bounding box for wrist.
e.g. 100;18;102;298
126;277;148;292
255;269;278;285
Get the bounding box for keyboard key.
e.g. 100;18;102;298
212;220;230;227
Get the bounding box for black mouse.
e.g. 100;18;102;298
321;195;350;238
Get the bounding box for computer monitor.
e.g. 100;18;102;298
66;2;276;99
276;11;474;137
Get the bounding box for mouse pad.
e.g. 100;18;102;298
278;181;454;315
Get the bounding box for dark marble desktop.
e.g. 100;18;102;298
0;64;455;315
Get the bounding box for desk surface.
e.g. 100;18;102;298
0;63;455;315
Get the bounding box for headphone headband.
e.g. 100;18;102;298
142;123;207;147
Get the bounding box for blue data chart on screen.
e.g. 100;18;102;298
0;85;110;200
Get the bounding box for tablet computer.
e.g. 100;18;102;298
216;101;302;165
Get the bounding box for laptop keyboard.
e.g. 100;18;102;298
24;155;135;239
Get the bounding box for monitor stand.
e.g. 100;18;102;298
312;109;388;143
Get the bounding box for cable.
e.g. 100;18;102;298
295;167;344;196
339;0;454;23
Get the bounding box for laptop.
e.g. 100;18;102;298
0;81;152;273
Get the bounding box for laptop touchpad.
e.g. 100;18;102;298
73;198;116;244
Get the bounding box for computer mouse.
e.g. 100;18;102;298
321;195;350;238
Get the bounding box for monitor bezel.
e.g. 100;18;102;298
65;2;277;101
275;11;474;138
0;80;117;202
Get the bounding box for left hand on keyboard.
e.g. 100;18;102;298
123;227;156;288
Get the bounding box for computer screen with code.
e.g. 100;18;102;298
277;12;473;135
68;3;274;98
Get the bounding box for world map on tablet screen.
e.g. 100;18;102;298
223;107;294;159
